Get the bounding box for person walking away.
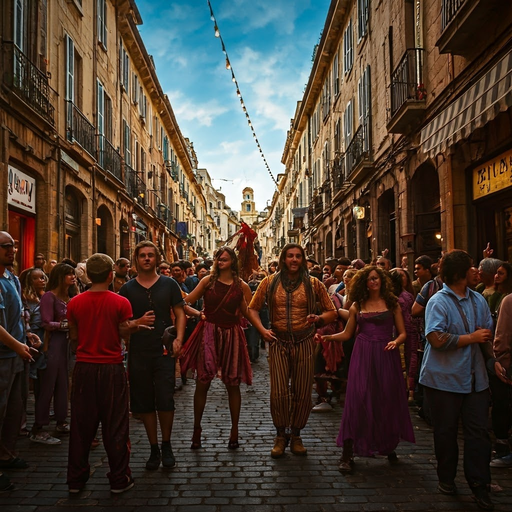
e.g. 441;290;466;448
66;254;154;494
119;241;186;470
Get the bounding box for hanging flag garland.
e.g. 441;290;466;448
206;0;279;189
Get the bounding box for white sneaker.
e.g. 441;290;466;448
30;431;61;445
490;453;512;467
312;401;332;412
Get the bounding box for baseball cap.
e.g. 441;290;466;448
86;253;114;276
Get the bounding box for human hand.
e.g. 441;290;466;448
261;329;277;343
306;314;319;324
139;310;156;327
483;242;494;259
384;340;399;351
172;338;183;358
15;342;34;362
495;361;512;385
27;332;42;348
471;328;492;344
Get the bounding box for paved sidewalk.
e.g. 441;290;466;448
2;354;512;511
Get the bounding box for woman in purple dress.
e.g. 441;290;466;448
320;266;415;473
30;263;76;445
180;247;253;450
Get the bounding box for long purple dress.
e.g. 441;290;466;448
337;310;415;456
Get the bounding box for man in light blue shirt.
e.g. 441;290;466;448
420;250;494;511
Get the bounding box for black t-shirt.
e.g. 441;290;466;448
119;275;184;355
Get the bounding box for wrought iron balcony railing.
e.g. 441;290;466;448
66;101;96;157
332;155;346;190
2;42;55;125
390;48;426;118
97;135;122;181
346;118;371;176
442;0;466;30
125;164;147;207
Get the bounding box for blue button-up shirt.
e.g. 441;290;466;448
419;284;492;393
0;270;25;358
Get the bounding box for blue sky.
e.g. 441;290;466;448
137;0;330;212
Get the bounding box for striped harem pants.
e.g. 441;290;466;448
268;328;316;431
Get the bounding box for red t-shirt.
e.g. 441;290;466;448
67;290;132;364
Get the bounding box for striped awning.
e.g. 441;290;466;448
421;50;512;159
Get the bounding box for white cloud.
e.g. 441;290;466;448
165;90;229;127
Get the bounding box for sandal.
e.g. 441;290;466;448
190;427;202;449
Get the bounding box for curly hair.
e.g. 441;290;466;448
348;265;398;310
206;246;241;290
22;268;47;303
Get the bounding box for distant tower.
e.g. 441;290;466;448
240;187;258;226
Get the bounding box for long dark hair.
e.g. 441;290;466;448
268;243;316;324
348;266;398;310
47;263;75;291
497;262;512;295
206;246;240;290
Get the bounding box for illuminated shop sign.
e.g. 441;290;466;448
7;165;36;214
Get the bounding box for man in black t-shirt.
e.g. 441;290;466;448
119;241;185;471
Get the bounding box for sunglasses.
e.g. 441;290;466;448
376;262;387;267
0;243;15;250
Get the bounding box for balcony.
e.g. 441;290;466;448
2;42;55;125
313;194;324;221
387;49;426;134
97;135;122;181
125;164;147;207
437;0;503;55
345;118;373;185
66;101;96;157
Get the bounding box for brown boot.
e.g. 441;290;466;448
271;436;287;458
290;435;308;456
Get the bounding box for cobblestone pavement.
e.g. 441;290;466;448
2;353;512;511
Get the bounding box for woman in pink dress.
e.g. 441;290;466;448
180;247;253;450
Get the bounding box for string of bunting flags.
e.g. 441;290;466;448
206;0;279;189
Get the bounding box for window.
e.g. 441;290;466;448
334;119;341;154
66;35;74;104
343;19;353;75
358;0;369;40
97;0;107;48
344;99;353;148
333;51;340;97
163;136;169;162
132;73;139;105
358;65;371;126
123;120;131;167
14;0;25;51
119;39;129;91
97;80;104;138
246;204;251;212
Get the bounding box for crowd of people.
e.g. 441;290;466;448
0;230;511;511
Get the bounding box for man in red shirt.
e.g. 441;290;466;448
66;254;153;494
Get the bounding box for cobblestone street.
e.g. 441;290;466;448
2;354;512;512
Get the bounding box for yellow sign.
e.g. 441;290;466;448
473;148;512;200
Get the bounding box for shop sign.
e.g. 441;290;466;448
473;149;512;200
7;165;36;214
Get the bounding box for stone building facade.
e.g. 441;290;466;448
0;0;213;270
259;0;512;269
